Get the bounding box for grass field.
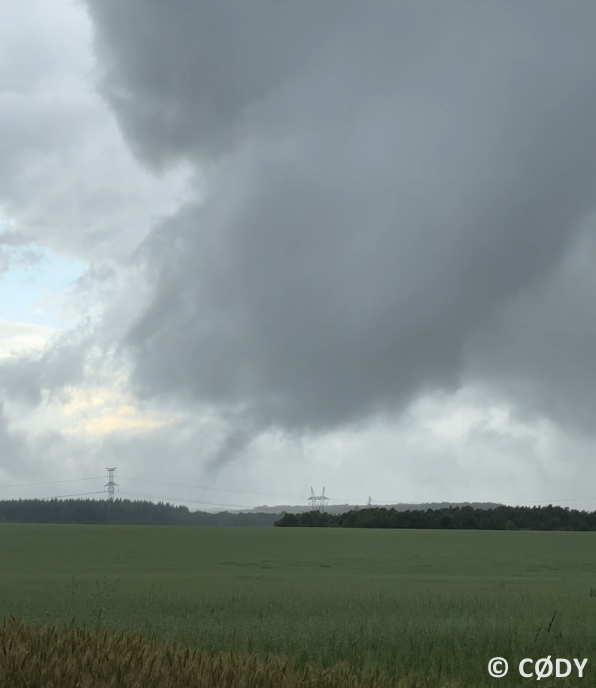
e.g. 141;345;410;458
1;525;595;686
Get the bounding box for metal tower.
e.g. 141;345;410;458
367;496;373;507
308;487;329;512
104;467;119;502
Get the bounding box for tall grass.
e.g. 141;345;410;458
5;580;596;684
0;617;435;688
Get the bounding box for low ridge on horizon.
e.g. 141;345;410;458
239;502;503;515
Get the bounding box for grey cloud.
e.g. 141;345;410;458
94;413;256;491
0;232;42;276
86;1;596;435
0;0;191;264
466;222;596;432
0;402;30;476
88;0;345;167
0;401;66;482
0;331;90;407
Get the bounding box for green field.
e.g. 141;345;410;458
1;525;595;686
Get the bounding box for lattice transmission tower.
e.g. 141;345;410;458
104;467;119;502
308;487;329;512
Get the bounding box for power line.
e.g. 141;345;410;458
1;472;596;508
0;474;350;507
0;476;105;489
369;497;596;505
118;475;307;502
38;491;106;500
119;477;363;505
123;476;596;507
118;490;253;510
502;497;596;504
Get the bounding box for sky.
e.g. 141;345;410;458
2;0;596;511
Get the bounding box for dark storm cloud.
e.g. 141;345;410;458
466;222;596;431
87;0;344;167
85;1;596;433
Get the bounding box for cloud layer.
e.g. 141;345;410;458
1;1;596;505
85;0;596;435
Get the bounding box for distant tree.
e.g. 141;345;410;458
439;515;453;529
274;504;596;532
0;498;281;527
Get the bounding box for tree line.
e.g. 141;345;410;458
0;498;279;526
274;504;596;531
3;500;593;530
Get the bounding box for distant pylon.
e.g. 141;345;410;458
308;487;329;512
367;496;372;507
104;467;119;502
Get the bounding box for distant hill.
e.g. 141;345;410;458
243;502;501;515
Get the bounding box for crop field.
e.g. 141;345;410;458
0;525;595;687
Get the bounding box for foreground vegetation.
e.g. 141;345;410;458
275;503;596;530
0;618;405;688
0;525;595;686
